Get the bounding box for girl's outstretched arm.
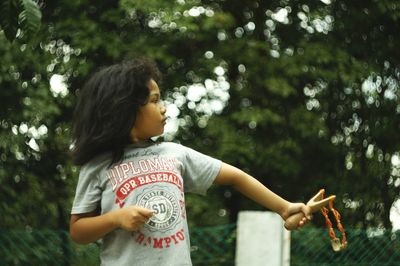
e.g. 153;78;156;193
214;163;311;228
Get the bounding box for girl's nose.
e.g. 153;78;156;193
160;102;166;114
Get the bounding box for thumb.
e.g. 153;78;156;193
136;206;154;218
301;204;312;220
287;203;311;219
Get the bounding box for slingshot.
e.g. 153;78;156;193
284;189;347;252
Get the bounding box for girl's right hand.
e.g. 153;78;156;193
113;206;154;232
282;202;311;230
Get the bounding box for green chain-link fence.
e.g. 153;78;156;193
190;224;236;265
291;227;400;266
1;225;400;265
0;225;236;266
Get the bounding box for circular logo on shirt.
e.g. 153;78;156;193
137;188;181;232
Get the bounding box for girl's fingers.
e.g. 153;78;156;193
301;205;312;220
136;206;155;219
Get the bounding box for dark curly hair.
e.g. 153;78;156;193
71;58;161;166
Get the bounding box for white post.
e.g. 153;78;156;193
235;211;290;266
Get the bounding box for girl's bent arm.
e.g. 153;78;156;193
70;206;154;244
70;211;117;244
214;163;310;224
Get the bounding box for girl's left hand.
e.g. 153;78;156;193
282;202;312;228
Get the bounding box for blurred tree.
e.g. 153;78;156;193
0;0;42;42
181;0;400;230
0;0;399;234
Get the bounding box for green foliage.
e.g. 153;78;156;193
1;0;400;241
0;0;20;40
232;107;284;126
19;0;42;37
0;0;42;42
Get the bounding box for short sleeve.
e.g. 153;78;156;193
181;145;222;195
71;163;102;214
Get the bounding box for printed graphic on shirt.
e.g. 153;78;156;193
105;155;187;246
133;228;186;249
113;171;183;208
106;156;184;208
107;156;182;191
137;186;181;232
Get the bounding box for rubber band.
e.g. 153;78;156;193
320;190;347;252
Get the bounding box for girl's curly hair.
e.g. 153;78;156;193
71;58;161;166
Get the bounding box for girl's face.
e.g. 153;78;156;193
130;79;167;143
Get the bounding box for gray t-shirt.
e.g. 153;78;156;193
71;142;222;266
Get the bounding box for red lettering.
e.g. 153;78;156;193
164;237;172;248
139;160;149;172
115;167;123;182
164;173;169;181
145;237;152;247
132;229;185;249
176;229;185;240
115;172;183;207
138;176;145;184
129;179;136;188
148;158;162;170
153;238;163;248
162;158;173;170
145;175;152;183
107;172;118;191
170;235;179;244
129;161;140;175
120;163;130;178
135;232;145;244
123;182;131;191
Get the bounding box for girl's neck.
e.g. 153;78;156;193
130;137;151;144
128;138;156;149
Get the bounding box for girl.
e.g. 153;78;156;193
70;58;311;266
